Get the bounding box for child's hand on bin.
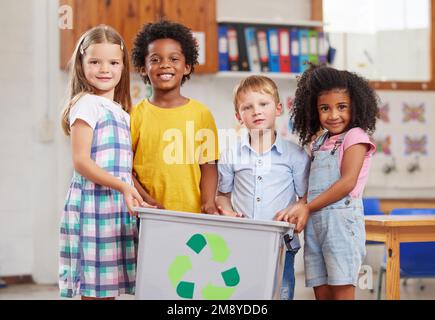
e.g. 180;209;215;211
217;206;245;218
274;202;309;233
122;183;157;216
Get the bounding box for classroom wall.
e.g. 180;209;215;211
0;0;35;277
0;0;434;284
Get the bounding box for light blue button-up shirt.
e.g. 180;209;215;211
218;133;310;249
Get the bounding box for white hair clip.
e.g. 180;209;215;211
79;45;85;55
120;42;124;51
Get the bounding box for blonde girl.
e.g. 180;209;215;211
59;25;153;300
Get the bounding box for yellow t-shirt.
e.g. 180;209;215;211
131;98;219;213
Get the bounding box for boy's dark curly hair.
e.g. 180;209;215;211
291;64;380;146
131;20;199;85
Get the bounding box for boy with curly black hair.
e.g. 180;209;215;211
281;64;379;300
130;20;219;214
132;20;198;85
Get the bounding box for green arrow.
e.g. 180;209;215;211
202;283;236;300
176;281;195;299
221;267;240;287
186;234;207;254
168;256;192;288
203;234;230;263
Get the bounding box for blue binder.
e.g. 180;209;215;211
218;25;229;71
245;27;261;72
267;28;280;72
299;29;310;72
290;28;300;73
318;31;328;64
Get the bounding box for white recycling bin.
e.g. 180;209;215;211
134;208;293;300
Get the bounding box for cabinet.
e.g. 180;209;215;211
59;0;217;73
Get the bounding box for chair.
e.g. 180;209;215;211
376;208;435;299
362;197;383;216
0;277;6;289
363;197;384;245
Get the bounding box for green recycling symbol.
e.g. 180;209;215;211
168;233;240;300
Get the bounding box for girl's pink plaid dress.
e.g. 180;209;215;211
59;95;138;298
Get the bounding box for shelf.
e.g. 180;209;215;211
217;17;324;28
215;71;300;80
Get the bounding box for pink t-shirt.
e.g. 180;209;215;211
319;127;376;198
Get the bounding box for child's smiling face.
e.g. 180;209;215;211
317;89;352;136
144;38;191;91
82;42;124;99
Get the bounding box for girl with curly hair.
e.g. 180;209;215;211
281;64;379;300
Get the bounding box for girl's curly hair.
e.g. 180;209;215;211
291;64;380;146
131;20;199;85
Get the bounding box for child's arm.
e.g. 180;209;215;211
290;144;368;233
199;162;219;214
132;174;165;209
71;120;154;215
216;192;245;217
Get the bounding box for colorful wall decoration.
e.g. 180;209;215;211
378;103;390;123
402;103;425;123
375;135;392;155
404;135;428;156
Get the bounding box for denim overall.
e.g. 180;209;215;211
304;131;366;288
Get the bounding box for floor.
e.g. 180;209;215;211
1;273;434;300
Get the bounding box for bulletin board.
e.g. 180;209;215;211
364;91;435;199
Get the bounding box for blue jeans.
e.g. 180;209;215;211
280;250;297;300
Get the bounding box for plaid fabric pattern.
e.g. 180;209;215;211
59;105;138;298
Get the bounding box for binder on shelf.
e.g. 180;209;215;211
290;28;300;73
227;26;240;71
299;29;310;72
236;24;250;71
278;28;291;73
245;27;261;72
308;30;319;65
267;28;280;73
256;28;270;72
218;25;229;71
318;31;328;64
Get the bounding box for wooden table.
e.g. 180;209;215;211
365;215;435;300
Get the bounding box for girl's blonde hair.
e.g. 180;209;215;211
233;75;281;113
61;25;132;136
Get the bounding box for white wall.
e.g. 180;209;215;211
0;0;67;282
0;0;35;277
0;0;433;284
30;0;68;284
